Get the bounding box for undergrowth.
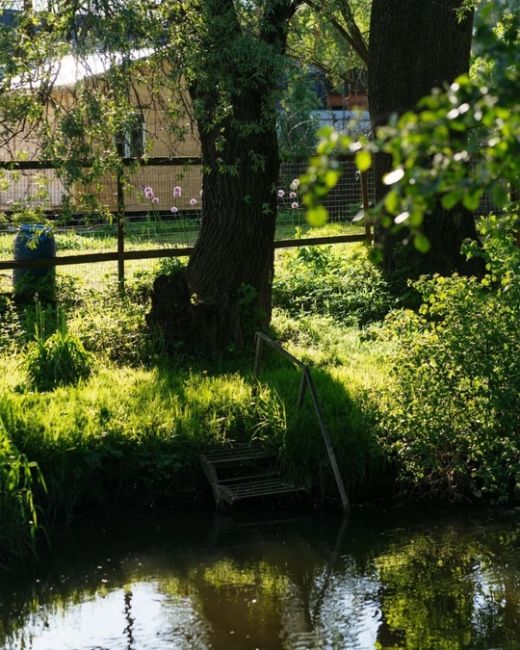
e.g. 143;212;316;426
378;216;520;503
273;242;395;326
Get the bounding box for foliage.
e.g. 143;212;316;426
66;285;155;366
268;307;392;499
0;247;396;559
25;307;93;392
277;61;322;161
287;0;369;80
273;242;395;325
0;295;24;352
379;215;520;502
302;5;520;254
0;419;43;562
0;363;288;524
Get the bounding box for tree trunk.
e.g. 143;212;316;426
147;0;296;354
184;107;279;353
368;0;480;279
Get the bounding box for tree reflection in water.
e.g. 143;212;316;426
0;509;519;649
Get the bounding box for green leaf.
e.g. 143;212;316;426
355;150;372;172
368;247;383;264
323;169;340;189
414;233;431;253
307;205;329;227
491;184;509;208
317;125;334;139
441;192;460;210
462;189;483;212
384;190;399;214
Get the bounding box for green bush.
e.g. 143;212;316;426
25;310;93;392
379;216;520;502
273;243;395;326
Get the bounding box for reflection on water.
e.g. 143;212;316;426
1;508;519;649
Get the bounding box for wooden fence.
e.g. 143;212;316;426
0;156;373;294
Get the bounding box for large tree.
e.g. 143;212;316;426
368;0;480;278
1;0;300;354
147;0;300;354
301;0;482;280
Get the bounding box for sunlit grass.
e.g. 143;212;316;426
0;237;393;559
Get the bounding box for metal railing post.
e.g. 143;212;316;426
252;332;350;513
304;369;350;514
360;170;372;245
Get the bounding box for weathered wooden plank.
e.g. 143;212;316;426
220;481;304;503
200;442;306;507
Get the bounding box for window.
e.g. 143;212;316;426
115;114;145;158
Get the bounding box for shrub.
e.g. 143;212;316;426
379;216;520;502
0;296;24;353
25;309;93;392
66;287;157;365
273;243;395;326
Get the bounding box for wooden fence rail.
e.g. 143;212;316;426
0;233;369;272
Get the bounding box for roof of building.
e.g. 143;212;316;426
11;48;152;90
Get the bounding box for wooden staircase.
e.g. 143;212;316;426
200;443;305;508
200;333;349;512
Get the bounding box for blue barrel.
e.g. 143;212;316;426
13;224;56;300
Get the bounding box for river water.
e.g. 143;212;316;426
1;506;519;649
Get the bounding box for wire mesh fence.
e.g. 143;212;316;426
0;157;370;292
0;155;502;294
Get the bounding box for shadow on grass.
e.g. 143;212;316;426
150;340;394;505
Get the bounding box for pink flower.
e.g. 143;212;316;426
173;186;182;198
289;191;297;199
144;186;154;199
291;201;299;209
290;178;300;191
171;206;179;213
277;189;285;199
189;198;197;206
151;196;160;204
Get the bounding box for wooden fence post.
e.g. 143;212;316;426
116;169;125;295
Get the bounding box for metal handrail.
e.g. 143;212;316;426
253;331;350;513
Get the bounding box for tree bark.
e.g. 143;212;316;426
147;0;297;354
368;0;480;279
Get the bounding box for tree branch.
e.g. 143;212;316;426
260;0;302;48
304;0;369;64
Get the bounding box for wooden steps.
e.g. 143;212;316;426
200;443;305;508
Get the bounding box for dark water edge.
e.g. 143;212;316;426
1;505;519;650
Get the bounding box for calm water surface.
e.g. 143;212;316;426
1;507;519;649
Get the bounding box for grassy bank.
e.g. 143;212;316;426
1;236;395;562
3;217;520;564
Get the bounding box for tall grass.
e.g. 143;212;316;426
0;364;288;525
